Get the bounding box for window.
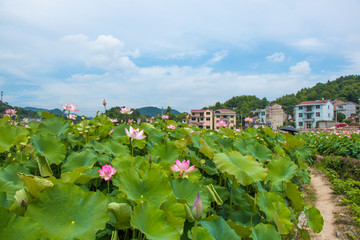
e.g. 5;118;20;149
206;117;210;121
299;106;303;110
191;117;196;121
206;126;210;129
192;112;195;115
230;116;234;118
200;118;203;121
328;105;330;109
316;105;320;109
299;122;303;126
216;116;220;118
306;106;312;111
328;113;330;117
316;112;320;117
299;113;303;117
206;112;211;115
200;113;204;116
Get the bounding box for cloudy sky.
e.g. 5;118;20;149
1;0;360;116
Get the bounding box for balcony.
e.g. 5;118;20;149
302;118;314;122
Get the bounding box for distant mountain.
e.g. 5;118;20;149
24;107;64;116
137;106;180;117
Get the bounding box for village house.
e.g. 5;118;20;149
295;100;334;129
251;103;287;130
190;109;237;130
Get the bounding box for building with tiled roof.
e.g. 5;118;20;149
295;99;334;129
190;109;237;130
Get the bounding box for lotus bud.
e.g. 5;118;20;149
103;99;107;106
21;200;28;207
109;128;114;135
149;156;152;164
192;193;203;219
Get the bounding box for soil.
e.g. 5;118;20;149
309;168;359;240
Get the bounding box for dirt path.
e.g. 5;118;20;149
310;169;339;240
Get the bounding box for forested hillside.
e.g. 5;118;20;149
275;75;360;115
205;75;360;117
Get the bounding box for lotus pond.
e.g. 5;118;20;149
0;113;323;240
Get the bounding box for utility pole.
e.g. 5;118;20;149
0;91;3;102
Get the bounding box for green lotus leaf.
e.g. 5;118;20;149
266;157;298;186
17;173;54;198
213;151;268;186
61;166;94;184
250;223;281;240
148;143;181;164
285;182;305;211
273;202;293;234
0;163;28;202
284;134;306;149
226;220;251;239
0;192;11;208
132;138;147;150
32;133;66;165
131;202;180;240
233;139;272;163
26;183;109;240
107;202;132;230
256;191;284;221
38;117;70;135
171;178;210;215
61;149;98;172
9;188;33;216
199;137;214;159
35;155;53;177
0;206;41;240
161;195;187;234
0;125;29;153
200;216;241;240
189;226;215;240
87;139;130;157
118;167;172;207
218;127;235;139
305;206;324;233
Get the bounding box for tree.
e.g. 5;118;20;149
336;112;346;122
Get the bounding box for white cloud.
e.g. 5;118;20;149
266;52;285;63
292;38;323;49
161;50;207;60
207;50;228;65
59;34;138;71
289;61;311;75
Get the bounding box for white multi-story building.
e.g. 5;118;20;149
335;101;358;119
295;100;334;129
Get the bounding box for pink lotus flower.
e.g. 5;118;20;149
244;117;254;123
170;159;195;177
109;128;115;135
192;193;203;219
202;122;207;126
125;126;147;140
67;114;77;120
110;118;118;123
120;107;133;114
167;124;176;129
235;128;241;132
217;120;228;127
161;114;169;119
98;164;116;181
5;109;17;116
62;103;79;112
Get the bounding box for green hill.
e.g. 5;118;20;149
137;106;180;117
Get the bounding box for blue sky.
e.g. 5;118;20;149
1;0;359;116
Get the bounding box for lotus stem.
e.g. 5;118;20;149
250;193;257;227
131;140;134;169
193;220;198;240
229;176;235;216
107;180;110;195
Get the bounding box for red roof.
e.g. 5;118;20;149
299;100;330;105
191;109;209;112
215;109;236;113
